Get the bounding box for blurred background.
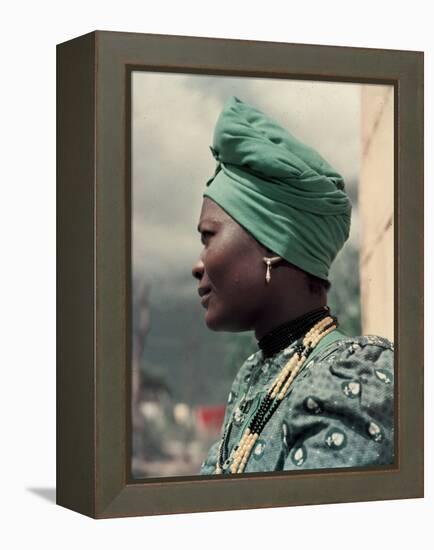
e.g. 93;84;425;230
130;73;393;478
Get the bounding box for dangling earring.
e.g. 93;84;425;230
263;256;281;284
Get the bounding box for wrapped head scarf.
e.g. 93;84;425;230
203;96;352;281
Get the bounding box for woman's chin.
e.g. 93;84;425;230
203;305;228;332
204;306;245;332
204;310;222;331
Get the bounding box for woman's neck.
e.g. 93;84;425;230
256;305;330;357
254;293;328;341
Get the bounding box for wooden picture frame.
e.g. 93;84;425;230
57;30;423;518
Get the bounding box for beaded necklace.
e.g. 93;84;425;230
215;314;338;474
258;306;331;358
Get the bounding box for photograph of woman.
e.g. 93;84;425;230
193;96;394;475
131;74;394;478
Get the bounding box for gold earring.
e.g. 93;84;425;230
263;256;281;283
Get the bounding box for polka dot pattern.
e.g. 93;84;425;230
199;333;394;475
325;428;347;449
291;445;307;467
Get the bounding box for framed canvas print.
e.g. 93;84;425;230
57;31;423;518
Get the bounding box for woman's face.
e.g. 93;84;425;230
192;197;269;332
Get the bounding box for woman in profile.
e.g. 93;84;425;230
192;97;394;475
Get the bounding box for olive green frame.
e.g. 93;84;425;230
57;30;424;519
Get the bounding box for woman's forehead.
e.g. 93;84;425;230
198;197;262;249
198;197;231;226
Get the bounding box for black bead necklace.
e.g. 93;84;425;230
257;305;331;358
216;312;338;474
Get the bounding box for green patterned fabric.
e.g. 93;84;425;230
200;332;394;474
203;96;352;281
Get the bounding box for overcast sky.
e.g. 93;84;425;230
132;72;362;298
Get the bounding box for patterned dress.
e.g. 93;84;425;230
200;330;394;474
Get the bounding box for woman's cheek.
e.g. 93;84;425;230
205;244;227;282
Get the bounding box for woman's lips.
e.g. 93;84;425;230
200;291;212;308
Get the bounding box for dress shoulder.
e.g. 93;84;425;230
279;333;394;470
315;333;394;359
302;333;394;384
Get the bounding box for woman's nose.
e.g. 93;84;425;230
192;257;204;281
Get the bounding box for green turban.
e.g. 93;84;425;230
203;96;352;281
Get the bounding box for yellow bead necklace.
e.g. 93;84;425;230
215;315;337;474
